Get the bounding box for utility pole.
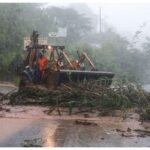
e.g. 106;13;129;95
99;7;102;34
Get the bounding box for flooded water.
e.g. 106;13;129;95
0;83;150;147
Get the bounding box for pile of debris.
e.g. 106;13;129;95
1;80;150;120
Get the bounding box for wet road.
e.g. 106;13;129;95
0;83;149;147
0;118;58;147
55;120;150;147
0;116;149;147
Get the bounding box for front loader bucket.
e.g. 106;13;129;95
59;69;115;86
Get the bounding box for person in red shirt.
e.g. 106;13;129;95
37;51;48;78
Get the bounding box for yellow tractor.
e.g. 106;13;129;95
19;31;114;89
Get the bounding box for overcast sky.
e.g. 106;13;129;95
91;3;150;35
47;2;150;43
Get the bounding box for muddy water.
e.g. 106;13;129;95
0;84;150;147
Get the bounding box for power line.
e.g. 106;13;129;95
99;7;102;34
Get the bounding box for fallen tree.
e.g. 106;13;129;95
1;80;150;120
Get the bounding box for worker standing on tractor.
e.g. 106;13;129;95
37;51;48;78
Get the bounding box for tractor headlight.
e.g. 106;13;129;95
48;45;52;50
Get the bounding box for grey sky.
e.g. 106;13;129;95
92;3;150;33
94;3;150;46
47;2;150;44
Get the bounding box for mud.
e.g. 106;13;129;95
0;105;149;147
0;84;150;147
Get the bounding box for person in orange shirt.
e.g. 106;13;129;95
37;51;48;78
